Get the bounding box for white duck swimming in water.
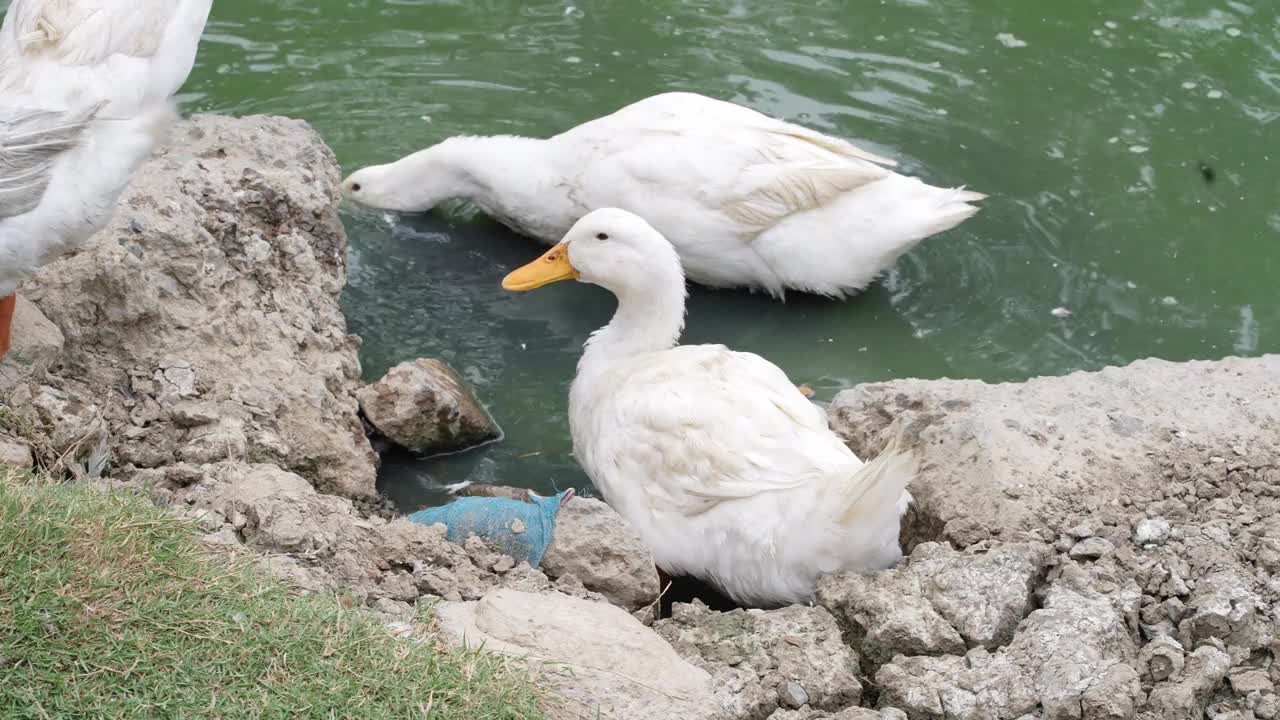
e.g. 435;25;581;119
344;92;985;299
501;208;917;607
0;0;212;359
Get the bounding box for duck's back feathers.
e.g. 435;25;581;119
542;92;983;296
0;0;212;112
3;0;174;61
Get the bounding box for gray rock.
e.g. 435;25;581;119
357;358;500;455
0;435;33;469
0;296;64;383
1179;570;1269;651
162;460;552;606
655;600;861;719
778;682;808;710
1256;693;1279;720
7;115;379;497
1134;517;1171;546
201;526;241;546
827;356;1279;546
1228;669;1273;695
767;710;900;720
876;566;1140;720
434;589;725;720
817;542;1050;668
541;497;659;611
171;400;221;428
1146;645;1231;720
1139;635;1186;682
1070;537;1117;560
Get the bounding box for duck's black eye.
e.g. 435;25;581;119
351;183;362;192
596;232;609;240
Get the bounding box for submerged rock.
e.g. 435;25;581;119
541;496;660;611
357;358;501;455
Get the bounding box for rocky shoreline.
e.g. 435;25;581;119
0;114;1275;720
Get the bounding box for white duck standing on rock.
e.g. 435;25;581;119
502;208;917;607
0;0;213;360
344;92;985;299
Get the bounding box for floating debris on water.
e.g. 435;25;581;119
1226;27;1242;37
1051;307;1073;319
1129;145;1149;154
1162;296;1178;306
1207;89;1224;99
1199;161;1216;184
996;33;1027;48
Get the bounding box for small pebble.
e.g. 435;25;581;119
510;519;527;534
1069;537;1115;560
1134;517;1171;546
779;681;809;709
1067;522;1095;539
492;556;516;574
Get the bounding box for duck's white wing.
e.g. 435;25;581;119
0;105;97;219
591;345;855;517
565;93;899;236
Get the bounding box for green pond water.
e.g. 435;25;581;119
41;1;1280;508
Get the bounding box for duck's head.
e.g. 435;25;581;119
341;142;473;213
502;208;684;296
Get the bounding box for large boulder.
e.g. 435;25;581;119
5;114;378;497
826;355;1280;720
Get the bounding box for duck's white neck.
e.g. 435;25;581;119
579;264;688;375
388;136;573;236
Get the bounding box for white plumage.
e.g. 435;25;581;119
503;208;916;607
0;0;211;358
345;92;985;298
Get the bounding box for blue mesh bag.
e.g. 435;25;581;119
406;489;575;567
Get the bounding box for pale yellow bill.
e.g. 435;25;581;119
501;244;580;291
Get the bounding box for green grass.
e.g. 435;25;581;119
0;469;545;719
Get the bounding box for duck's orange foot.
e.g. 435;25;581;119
797;384;815;398
0;293;15;360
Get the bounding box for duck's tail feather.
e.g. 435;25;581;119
837;428;917;527
912;184;985;240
